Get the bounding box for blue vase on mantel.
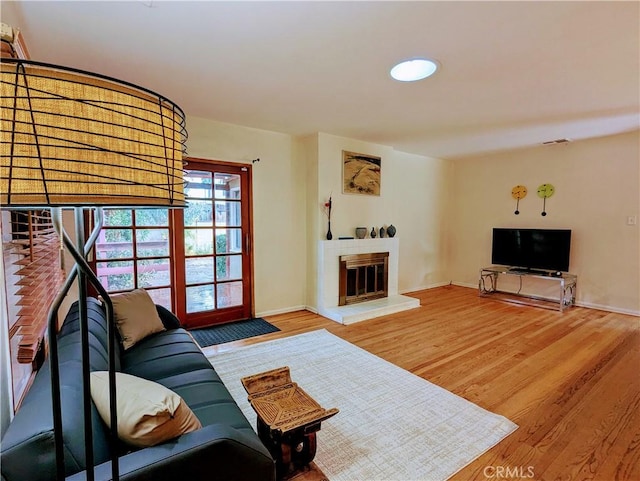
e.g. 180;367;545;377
370;227;377;238
379;227;385;238
387;224;396;238
326;222;332;240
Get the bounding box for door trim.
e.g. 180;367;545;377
176;157;254;327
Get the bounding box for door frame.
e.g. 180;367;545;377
174;158;254;327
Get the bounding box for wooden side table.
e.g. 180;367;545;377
241;366;338;480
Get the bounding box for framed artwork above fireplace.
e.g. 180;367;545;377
342;150;381;196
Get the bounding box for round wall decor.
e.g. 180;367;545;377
511;185;527;215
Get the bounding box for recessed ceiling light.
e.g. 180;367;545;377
390;58;438;82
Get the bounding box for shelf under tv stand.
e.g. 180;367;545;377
479;266;577;312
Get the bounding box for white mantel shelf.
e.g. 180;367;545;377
317;238;420;325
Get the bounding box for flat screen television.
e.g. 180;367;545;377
491;228;572;272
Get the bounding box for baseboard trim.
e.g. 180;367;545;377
574;301;639;317
255;305;308;318
452;281;478;290
400;281;451;293
451;281;639;317
258;286;639;319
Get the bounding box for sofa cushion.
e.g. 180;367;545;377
156;369;255;434
121;329;255;434
110;289;166;350
90;371;202;448
156;304;182;330
121;329;213;380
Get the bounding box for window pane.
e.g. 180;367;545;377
216;281;242;308
104;210;132;227
186;285;215;313
216;255;242;282
215;201;241;227
214;173;241;199
96;209;176;307
146;288;172;311
137;258;170;288
96;261;134;291
184;228;213;255
184;200;213;227
136;229;169;257
185;171;213;199
96;229;133;260
135;209;168;226
215;228;242;254
185;257;214;285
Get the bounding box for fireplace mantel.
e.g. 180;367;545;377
317;238;420;324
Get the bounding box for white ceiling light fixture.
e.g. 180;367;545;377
390;58;438;82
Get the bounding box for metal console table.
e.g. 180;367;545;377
479;266;577;312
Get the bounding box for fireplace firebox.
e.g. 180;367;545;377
339;252;389;306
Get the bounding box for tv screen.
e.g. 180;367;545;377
491;228;571;272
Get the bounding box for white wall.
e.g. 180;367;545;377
302;135;320;310
449;130;640;315
187;125;453;314
390;149;453;292
312;133;452;299
187;116;308;316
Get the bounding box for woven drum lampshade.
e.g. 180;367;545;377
1;59;186;208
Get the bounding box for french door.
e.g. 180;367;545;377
174;160;253;328
92;160;253;328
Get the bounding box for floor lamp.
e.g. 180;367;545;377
1;58;187;481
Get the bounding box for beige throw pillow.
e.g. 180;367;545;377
90;371;202;448
109;289;165;350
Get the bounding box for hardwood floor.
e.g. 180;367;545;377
203;286;640;481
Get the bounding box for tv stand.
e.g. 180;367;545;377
479;265;576;312
507;267;548;275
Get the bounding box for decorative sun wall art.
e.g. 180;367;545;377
342;151;381;196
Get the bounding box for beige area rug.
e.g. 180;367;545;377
207;329;517;481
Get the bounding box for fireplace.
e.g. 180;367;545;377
317;238;419;324
339;252;388;306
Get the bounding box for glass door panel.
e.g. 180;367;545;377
214;173;241;199
184;227;214;255
184;200;213;226
185;257;215;285
178;162;252;327
217;281;243;308
186;285;215;313
217;255;242;282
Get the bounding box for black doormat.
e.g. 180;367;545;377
190;318;280;348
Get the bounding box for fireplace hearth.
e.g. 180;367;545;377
339;252;388;306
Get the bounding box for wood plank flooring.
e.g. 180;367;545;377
203;285;640;481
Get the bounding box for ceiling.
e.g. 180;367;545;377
2;1;639;159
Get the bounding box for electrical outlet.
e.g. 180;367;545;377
627;216;637;226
